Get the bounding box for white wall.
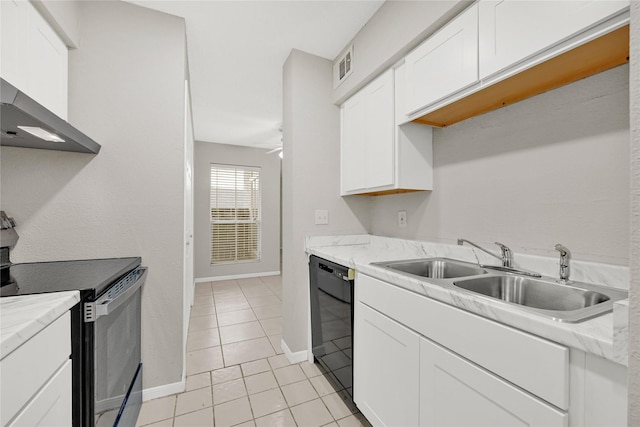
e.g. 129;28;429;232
282;50;369;354
193;142;281;279
370;65;630;266
31;0;80;48
628;1;639;423
333;0;470;104
0;1;187;391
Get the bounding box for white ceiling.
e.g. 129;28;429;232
129;1;384;149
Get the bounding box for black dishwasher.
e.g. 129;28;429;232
309;255;354;399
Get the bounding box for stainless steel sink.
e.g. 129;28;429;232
373;258;487;280
453;275;628;322
371;257;628;322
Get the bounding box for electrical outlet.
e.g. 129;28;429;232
398;211;407;228
315;210;329;225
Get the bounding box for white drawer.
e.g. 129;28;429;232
357;273;569;409
1;311;71;425
8;360;72;427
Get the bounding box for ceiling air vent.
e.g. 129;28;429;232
334;45;353;88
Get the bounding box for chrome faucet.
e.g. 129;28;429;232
555;244;571;284
457;238;513;268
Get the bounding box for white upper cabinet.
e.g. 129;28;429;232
404;3;478;116
0;0;68;120
479;0;629;80
341;68;433;196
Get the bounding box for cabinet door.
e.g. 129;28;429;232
363;70;394;189
404;3;478;115
479;0;629;79
420;337;567;427
341;94;366;193
1;0;30;90
27;3;68;119
354;303;419;427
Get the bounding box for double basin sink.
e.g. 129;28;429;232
371;258;627;322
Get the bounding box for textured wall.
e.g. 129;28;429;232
370;65;630;266
628;1;639;423
193;142;281;279
0;1;187;391
282;50;369;354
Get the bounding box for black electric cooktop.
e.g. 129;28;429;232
0;257;141;299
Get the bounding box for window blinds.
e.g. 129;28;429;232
210;164;261;264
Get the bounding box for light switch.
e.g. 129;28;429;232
315;210;329;225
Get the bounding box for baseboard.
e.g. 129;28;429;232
195;271;281;283
142;380;185;401
281;338;308;364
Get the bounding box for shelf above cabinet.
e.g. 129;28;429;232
413;24;629;128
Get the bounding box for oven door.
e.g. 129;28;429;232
88;267;147;427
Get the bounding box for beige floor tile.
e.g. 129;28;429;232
235;421;256;427
212;377;247;404
135;395;175;426
194;282;212;293
290;398;334;427
216;300;252;313
185;372;211;392
300;361;326;379
336;413;371;427
222;337;276;366
187;328;220;351
267;335;283;354
217;308;257;326
214;396;253;427
220;321;266;344
212;280;240;292
249;388;288;418
322;392;356;420
237;277;265;287
241;284;273;298
309;375;338;397
273;364;306;386
175;387;212;416
188;315;218;332
173;407;214;427
186;346;224;375
252;304;282;320
267;354;290;370
260;275;282;286
140;419;174;427
255;409;296;427
211;365;243;385
190;304;216;317
323;423;339;427
281;379;319;406
245;371;278;395
193;294;215;306
215;292;248;302
247;295;281;308
241;358;271;376
259;317;282;336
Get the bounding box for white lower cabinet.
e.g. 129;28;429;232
420;337;566;427
353;273;627;427
354;303;419;427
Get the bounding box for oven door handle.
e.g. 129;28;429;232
84;267;148;322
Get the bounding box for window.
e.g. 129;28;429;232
210;164;261;264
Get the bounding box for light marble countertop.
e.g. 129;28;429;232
306;234;629;366
1;291;80;359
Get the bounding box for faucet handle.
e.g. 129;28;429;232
554;244;571;258
494;242;513;268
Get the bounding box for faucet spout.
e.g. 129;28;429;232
554;244;571;284
457;238;513;267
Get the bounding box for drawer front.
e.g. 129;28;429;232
9;360;72;427
357;273;569;409
1;311;71;425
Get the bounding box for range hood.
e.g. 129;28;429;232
1;78;101;154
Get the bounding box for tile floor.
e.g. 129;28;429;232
135;275;371;427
